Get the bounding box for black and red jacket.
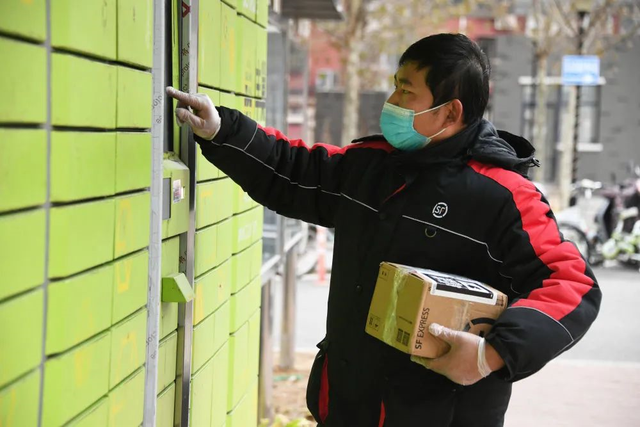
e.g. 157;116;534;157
196;107;601;427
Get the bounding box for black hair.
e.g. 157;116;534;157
399;33;490;124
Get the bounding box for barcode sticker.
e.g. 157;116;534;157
415;268;498;305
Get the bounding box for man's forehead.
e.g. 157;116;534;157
394;63;428;85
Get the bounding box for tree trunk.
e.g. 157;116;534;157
341;0;366;147
532;54;549;183
558;86;577;211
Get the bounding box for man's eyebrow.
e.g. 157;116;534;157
393;74;413;87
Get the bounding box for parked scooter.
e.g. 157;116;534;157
602;168;640;268
556;179;615;266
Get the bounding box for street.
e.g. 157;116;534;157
271;265;640;426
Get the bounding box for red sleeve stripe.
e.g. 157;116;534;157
257;124;394;156
468;160;595;321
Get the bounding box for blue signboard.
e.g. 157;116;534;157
562;55;600;86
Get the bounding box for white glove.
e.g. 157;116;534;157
166;86;221;140
411;323;495;386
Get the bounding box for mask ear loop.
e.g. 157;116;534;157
414;100;452;116
415;100;452;140
427;127;448;139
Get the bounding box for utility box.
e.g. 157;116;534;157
162;155;190;239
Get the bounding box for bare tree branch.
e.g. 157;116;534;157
585;0;615;34
551;0;578;36
598;19;640;51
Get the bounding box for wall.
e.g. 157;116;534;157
0;0;267;426
577;38;640;182
314;91;388;146
489;33;640;184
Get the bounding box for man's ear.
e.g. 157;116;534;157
443;99;464;127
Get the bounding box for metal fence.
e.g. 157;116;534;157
258;210;304;421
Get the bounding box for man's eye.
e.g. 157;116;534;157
402;90;411;95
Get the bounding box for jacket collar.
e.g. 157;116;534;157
352;119;539;177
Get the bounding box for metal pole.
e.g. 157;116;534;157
572;10;587;184
258;279;274;422
142;0;167;424
280;243;297;370
175;0;199;425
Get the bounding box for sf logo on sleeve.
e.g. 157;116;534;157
432;202;448;218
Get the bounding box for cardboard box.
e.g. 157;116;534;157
366;263;507;359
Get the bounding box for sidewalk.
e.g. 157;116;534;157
505;359;640;426
269;267;640;425
271;353;640;426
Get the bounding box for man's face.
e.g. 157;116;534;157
386;62;451;138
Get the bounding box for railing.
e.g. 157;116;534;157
259;211;305;421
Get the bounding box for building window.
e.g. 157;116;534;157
316;69;337;91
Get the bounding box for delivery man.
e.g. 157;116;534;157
167;33;601;427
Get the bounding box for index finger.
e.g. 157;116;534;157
166;86;204;109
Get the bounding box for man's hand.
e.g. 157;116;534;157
413;323;505;386
166;86;221;140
